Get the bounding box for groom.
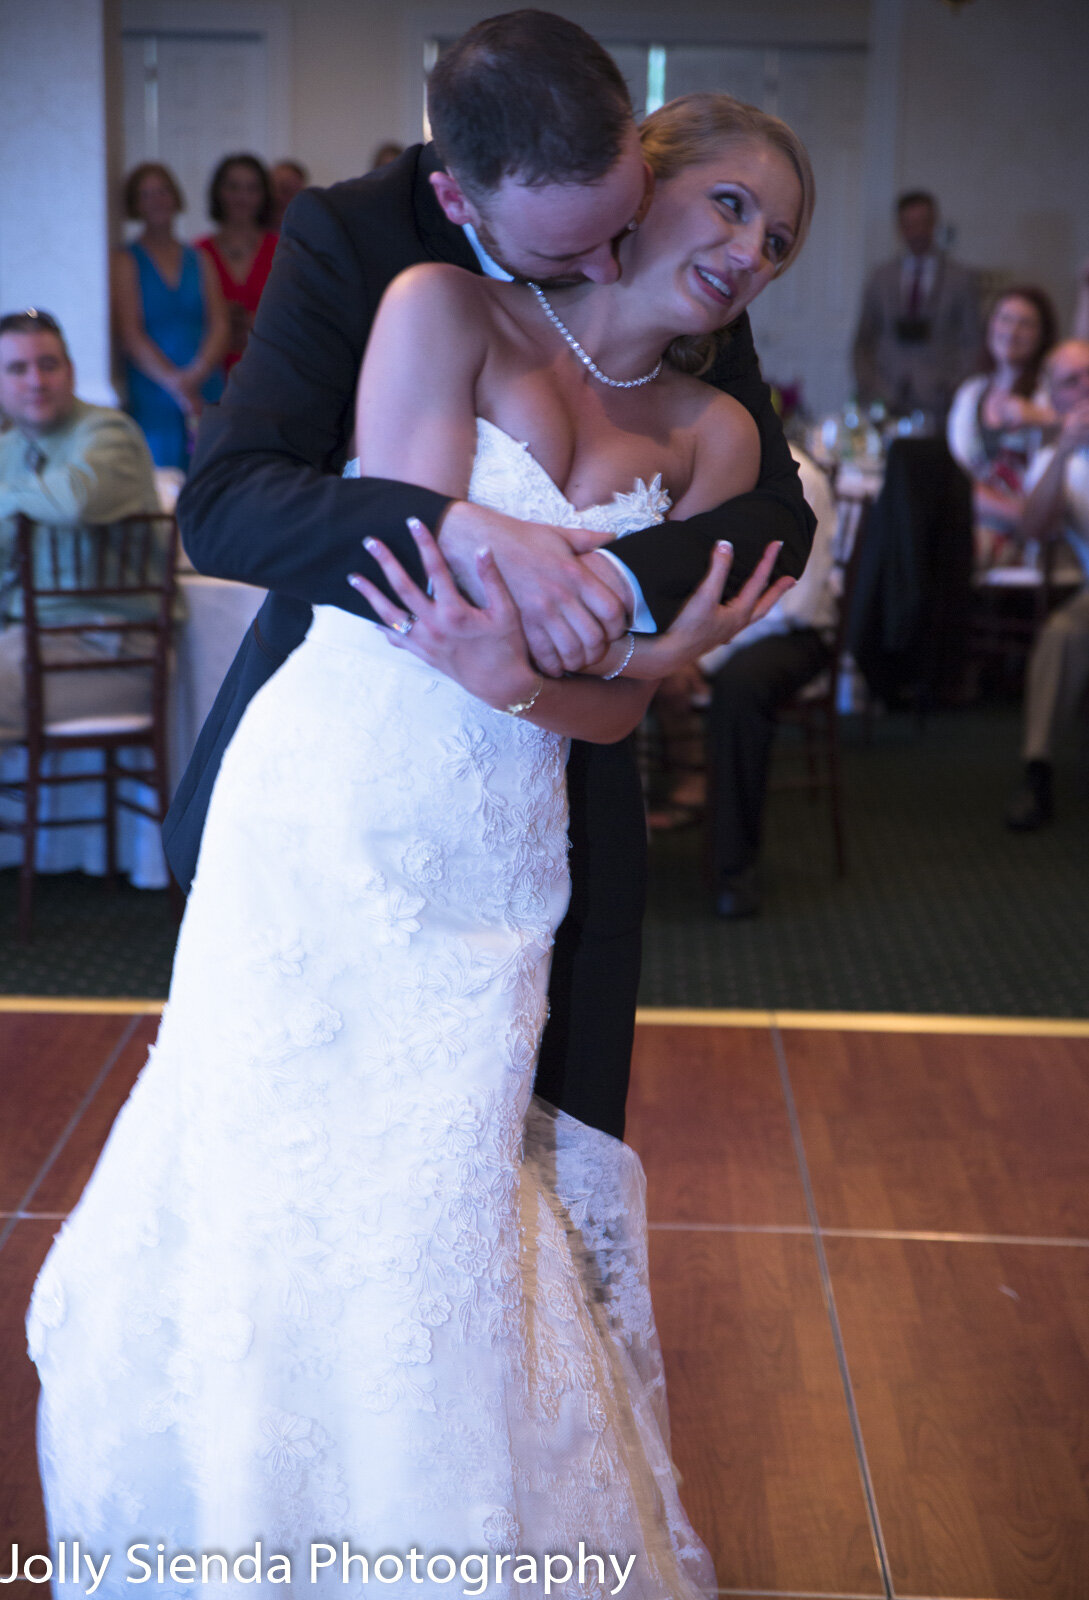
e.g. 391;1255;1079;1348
168;9;814;1139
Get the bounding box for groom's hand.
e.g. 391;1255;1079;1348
436;501;629;676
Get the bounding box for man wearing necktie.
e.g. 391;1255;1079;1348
853;189;981;427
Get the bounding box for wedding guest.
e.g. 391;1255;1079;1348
947;287;1057;568
269;158;309;230
853;190;981;426
0;309;161;739
113;162;229;470
197;154;279;374
1005;339;1089;830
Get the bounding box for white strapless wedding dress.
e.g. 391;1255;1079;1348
28;421;714;1598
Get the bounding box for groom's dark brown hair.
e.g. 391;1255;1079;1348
427;10;632;199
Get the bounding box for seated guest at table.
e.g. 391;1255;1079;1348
0;309;163;740
113;162;229;470
649;446;838;918
197;154;279;374
269;158;309;231
1004;340;1089;831
947;287;1058;570
853;190;981;428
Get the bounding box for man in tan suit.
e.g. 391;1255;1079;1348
853;190;981;425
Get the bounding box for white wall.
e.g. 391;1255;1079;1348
0;0;117;403
885;0;1089;328
287;0;406;186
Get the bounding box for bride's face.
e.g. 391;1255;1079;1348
629;137;802;335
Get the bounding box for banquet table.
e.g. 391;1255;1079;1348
0;573;265;890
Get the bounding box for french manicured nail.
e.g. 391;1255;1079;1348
407;517;424;531
347;573;364;591
363;537;379;552
717;540;733;553
476;545;491;559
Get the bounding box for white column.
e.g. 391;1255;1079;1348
0;0;117;403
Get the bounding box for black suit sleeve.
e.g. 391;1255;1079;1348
612;315;815;630
177;186;450;611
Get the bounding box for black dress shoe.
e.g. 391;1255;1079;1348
1005;760;1054;831
714;870;760;919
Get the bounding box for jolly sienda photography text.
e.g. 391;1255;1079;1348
2;1542;639;1595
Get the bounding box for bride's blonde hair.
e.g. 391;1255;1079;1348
639;93;816;377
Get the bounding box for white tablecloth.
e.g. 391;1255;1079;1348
0;575;265;889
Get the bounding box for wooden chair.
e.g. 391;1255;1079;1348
771;488;873;876
642;487;873;878
969;538;1082;692
0;512;180;939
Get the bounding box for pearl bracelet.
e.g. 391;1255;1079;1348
602;632;636;680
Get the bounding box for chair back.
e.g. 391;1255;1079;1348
13;511;179;752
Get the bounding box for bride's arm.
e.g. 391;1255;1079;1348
356;265;628;674
352;266;652;741
350;518;656;744
355;263;486;501
351;520;792;746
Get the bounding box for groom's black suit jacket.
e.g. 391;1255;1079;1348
168;144;814;1139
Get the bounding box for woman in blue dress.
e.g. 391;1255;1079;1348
112;162;230;469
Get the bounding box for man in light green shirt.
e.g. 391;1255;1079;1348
0;309;163;740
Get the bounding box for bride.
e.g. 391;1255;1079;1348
28;95;813;1597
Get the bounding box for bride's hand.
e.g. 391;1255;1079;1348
619;539;796;681
348;518;542;711
435;502;627;677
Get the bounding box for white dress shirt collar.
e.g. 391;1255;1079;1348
462;223;514;282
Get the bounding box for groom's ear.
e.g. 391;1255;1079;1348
430;170;475;227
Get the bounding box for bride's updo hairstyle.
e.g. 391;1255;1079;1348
640;93;816;377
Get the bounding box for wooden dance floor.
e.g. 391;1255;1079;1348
2;1003;1088;1599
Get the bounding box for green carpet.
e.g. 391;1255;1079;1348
1;705;1087;1014
641;703;1089;1016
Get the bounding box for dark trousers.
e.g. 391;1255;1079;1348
707;627;830;882
533;736;647;1142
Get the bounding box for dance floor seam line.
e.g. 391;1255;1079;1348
13;1219;1083;1251
0;996;164;1014
771;1024;895;1600
648;1222;1089;1248
11;1212;1085;1252
636;1007;1089;1036
0;1013;143;1260
5;998;1089;1038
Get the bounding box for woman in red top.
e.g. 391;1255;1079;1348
197;153;278;373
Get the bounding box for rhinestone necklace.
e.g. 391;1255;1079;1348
527;281;663;390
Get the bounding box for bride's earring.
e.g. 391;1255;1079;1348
625;219;639;233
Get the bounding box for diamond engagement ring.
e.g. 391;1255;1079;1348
394;613;416;636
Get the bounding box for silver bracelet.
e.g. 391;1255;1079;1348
603;632;636;680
